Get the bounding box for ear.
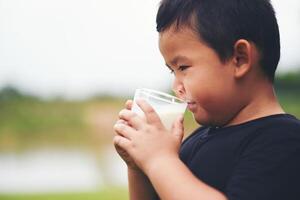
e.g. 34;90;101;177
232;39;253;79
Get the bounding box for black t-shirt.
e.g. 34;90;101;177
180;114;300;200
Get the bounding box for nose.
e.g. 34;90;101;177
172;77;185;99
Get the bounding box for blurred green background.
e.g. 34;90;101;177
0;71;299;200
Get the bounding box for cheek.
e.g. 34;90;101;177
185;71;229;101
182;64;236;125
191;87;235;126
186;72;234;112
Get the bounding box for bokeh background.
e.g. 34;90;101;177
0;0;299;199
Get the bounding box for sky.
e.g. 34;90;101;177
0;0;299;99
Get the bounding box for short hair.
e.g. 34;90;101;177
156;0;281;82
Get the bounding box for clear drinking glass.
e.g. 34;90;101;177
131;88;187;130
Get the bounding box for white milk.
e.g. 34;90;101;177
131;88;187;130
155;106;185;130
132;102;186;130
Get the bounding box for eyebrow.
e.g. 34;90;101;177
165;55;190;68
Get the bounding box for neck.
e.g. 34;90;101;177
225;80;285;127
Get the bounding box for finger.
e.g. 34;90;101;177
116;119;126;124
116;119;129;125
119;109;145;129
125;100;133;110
114;123;136;139
113;135;131;151
172;115;184;142
136;99;162;127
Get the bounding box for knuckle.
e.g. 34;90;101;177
117;119;126;125
114;124;125;133
130;111;138;118
156;123;164;130
152;116;161;123
119;124;126;131
116;119;123;124
147;107;155;114
120;109;136;118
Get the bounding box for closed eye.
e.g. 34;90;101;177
178;65;189;71
165;64;189;74
165;64;175;74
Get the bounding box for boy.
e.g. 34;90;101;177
114;0;300;199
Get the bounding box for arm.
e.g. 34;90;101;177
114;100;227;200
144;156;227;200
128;168;158;200
114;100;158;200
114;143;158;200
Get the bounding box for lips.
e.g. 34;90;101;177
187;101;197;112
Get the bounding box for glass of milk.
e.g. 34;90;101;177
131;88;187;130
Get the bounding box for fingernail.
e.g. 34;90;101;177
118;110;125;117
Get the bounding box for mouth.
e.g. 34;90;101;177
186;100;197;112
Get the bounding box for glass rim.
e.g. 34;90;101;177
135;88;186;104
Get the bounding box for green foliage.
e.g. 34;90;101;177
0;188;128;200
274;70;300;118
277;91;300;118
0;97;90;151
0;86;37;102
275;70;300;91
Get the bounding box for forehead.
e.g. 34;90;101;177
158;26;208;62
158;25;208;52
159;26;201;47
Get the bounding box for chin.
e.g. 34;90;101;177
193;113;210;126
193;112;220;127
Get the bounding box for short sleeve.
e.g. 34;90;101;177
225;129;300;200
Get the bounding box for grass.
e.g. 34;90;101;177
0;98;91;151
0;187;129;200
0;97;130;150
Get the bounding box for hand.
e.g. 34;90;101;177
113;99;185;174
113;100;140;170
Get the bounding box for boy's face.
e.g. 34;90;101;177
159;26;244;126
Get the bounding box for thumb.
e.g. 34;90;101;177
171;115;184;142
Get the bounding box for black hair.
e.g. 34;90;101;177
156;0;280;82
